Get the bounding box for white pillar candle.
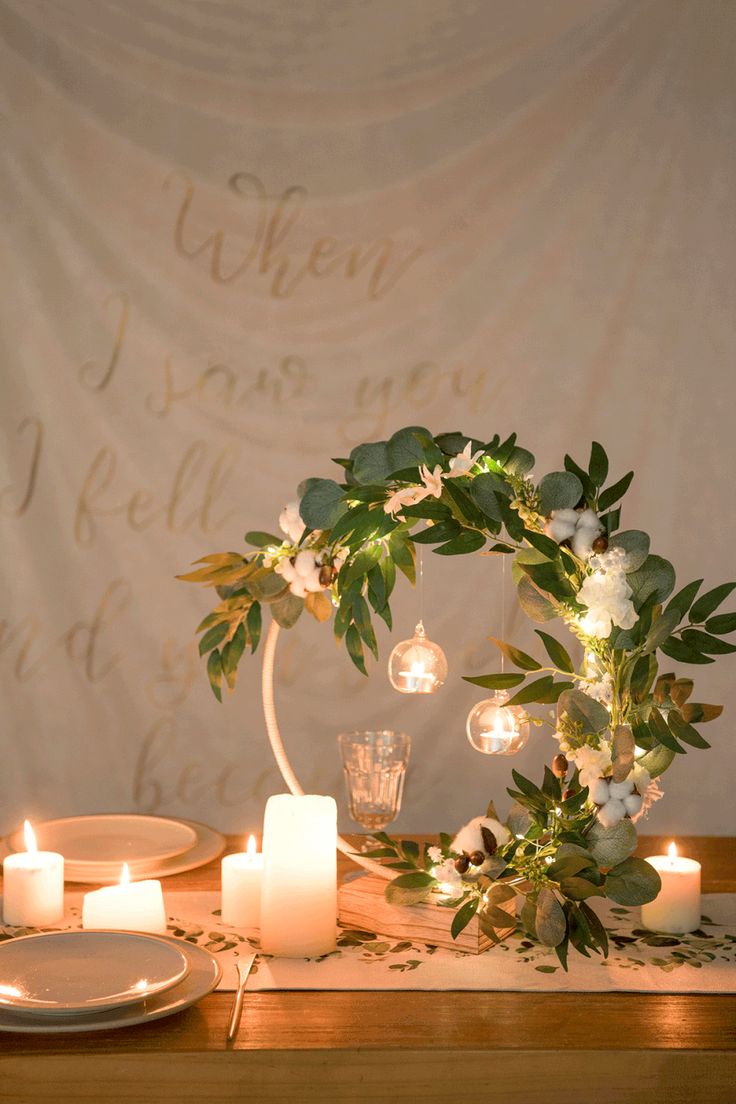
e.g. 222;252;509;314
260;794;337;957
2;821;64;927
641;842;702;934
82;863;167;934
221;835;263;928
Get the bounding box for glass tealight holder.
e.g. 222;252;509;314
338;730;411;831
466;690;530;756
387;622;447;694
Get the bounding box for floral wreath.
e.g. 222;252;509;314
180;426;735;966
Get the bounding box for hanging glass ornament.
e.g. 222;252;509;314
466;690;530;755
388;621;448;695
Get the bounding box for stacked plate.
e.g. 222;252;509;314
0;931;220;1034
6;814;225;883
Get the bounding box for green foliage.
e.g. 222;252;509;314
538;471;584;514
181;425;734;964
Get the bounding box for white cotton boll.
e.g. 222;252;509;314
596;798;626;829
554;509;579;526
274;558;296;582
279;502;305;544
304;572;324;593
576;508;601;532
572;528;596;560
452;816;510;855
288;577;307;598
608;778;635;800
294;550;316;578
623;793;643;816
546;515;577;542
590;777;610;805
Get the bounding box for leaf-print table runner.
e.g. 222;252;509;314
2;892;735;992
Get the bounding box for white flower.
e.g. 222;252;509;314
278;501;305;544
383;463;445;517
432;858;462;892
427;845;443;864
447;442;484;478
577;549;638;639
452;815;510;856
577;672;613;706
570;742;611;790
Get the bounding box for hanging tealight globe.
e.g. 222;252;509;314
388;621;448;695
466;690;530;755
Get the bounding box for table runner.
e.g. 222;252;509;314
2;891;735;994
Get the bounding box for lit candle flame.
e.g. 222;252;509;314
246;834;257;857
23;820;37;854
120;862;131;886
667;841;678;862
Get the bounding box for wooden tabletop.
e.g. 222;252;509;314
2;835;735;1104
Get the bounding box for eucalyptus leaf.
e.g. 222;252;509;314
516;575;557;623
627;554;676;607
605;856;661;906
607;530;650;573
350;442;391;484
557;688;609;735
587;818;637;867
536;888;567;946
299;479;346;529
271;591;305;629
386;426;435;472
538;471;584;515
636;742;676;779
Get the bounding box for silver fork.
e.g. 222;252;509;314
226;952;257;1043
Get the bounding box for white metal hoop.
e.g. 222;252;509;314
260;619;393;880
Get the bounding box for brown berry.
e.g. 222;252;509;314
318;564;335;587
552;753;569;778
469;850;485;867
454;854;470;874
592;535;609;553
562;788;575;801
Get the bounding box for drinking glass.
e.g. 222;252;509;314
337;730;411;831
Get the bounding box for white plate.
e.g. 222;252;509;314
0;936;220;1033
9;815;197;868
63;819;226;884
0;931;189;1014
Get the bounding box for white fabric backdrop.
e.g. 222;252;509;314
1;0;734;836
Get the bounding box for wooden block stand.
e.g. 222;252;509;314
338;875;516;954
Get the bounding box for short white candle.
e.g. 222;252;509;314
82;863;167;934
221;835;263;928
260;794;337;957
2;820;64;927
399;662;436;693
641;842;702;934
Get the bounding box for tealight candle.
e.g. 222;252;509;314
260;794;337;957
641;842;701;934
82;863;167;934
221;835;263;928
2;821;64;927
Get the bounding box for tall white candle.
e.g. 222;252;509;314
260;794;337;957
221;835;263;928
2;821;64;927
82;863;167;934
641;842;701;934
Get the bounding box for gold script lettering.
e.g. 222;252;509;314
0;415;43;518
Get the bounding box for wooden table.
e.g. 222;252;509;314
2;835;735;1103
